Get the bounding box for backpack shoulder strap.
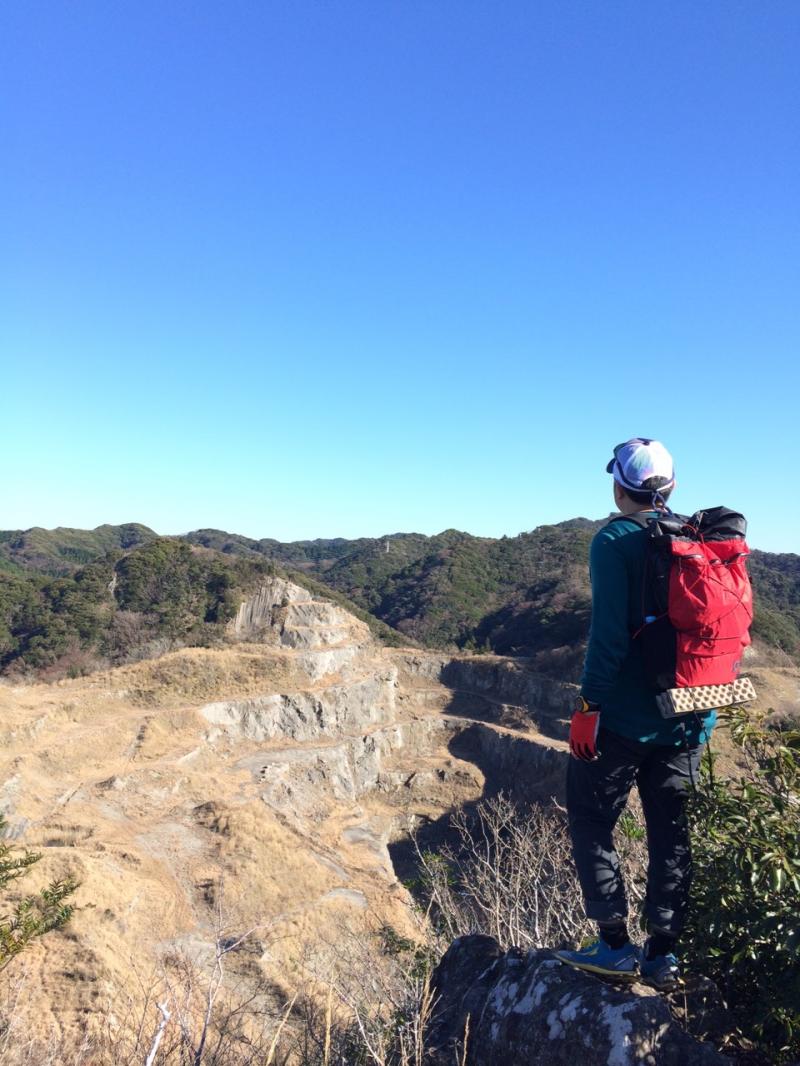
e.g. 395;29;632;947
607;512;691;536
607;513;651;530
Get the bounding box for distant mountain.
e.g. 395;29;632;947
0;523;157;575
183;528;442;571
184;520;800;668
1;519;797;679
317;525;595;656
0;536;407;678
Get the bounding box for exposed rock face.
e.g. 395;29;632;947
428;935;730;1066
399;651;574;736
5;573;792;1059
393;649;572;801
243;717;457;818
217;585;574;817
450;720;565;802
230;577;369;648
201;672;399;744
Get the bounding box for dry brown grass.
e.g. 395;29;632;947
111;646;304;707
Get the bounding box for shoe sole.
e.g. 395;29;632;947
553;954;638;982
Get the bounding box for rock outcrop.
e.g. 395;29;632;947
428;935;730;1065
230;577;369;649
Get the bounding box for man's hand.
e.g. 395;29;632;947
569;696;600;760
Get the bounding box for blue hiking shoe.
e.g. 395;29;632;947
639;951;681;990
553;938;639;981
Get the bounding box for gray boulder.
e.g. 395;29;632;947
427;935;730;1065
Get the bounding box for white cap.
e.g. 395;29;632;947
606;438;675;495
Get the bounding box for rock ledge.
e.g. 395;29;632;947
427;935;729;1065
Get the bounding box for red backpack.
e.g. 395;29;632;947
615;507;755;715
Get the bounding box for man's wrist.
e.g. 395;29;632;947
574;694;601;714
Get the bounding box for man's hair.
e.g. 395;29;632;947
621;477;674;507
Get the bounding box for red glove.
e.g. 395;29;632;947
569;697;600;760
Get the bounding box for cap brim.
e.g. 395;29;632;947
606;458;615;473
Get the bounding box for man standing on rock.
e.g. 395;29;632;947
554;438;715;990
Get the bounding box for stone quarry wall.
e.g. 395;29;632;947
449;720;566;802
230;577;371;648
397;651;574;721
201;671;399;744
0;571;732;1057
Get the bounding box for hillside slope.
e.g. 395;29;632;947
0;577;574;1053
0;575;797;1057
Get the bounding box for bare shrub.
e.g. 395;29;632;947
530;643;585;682
288;912;437;1066
613;793;649;925
288;790;603;1066
416;793;591;951
104;609;155;662
128;635;182;664
88;880;295;1066
35;642;107;681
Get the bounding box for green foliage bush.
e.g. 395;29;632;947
1;520;799;679
204;520;797;668
115;540;237;633
319;522;595;661
683;710;800;1062
0;818;77;971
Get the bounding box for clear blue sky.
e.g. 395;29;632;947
2;2;798;551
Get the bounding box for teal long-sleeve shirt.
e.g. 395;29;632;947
580;513;715;746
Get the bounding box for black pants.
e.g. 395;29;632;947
566;725;703;937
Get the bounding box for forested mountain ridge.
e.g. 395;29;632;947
0;520;797;678
186;520;800;666
0;523;156;575
0;536;410;677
